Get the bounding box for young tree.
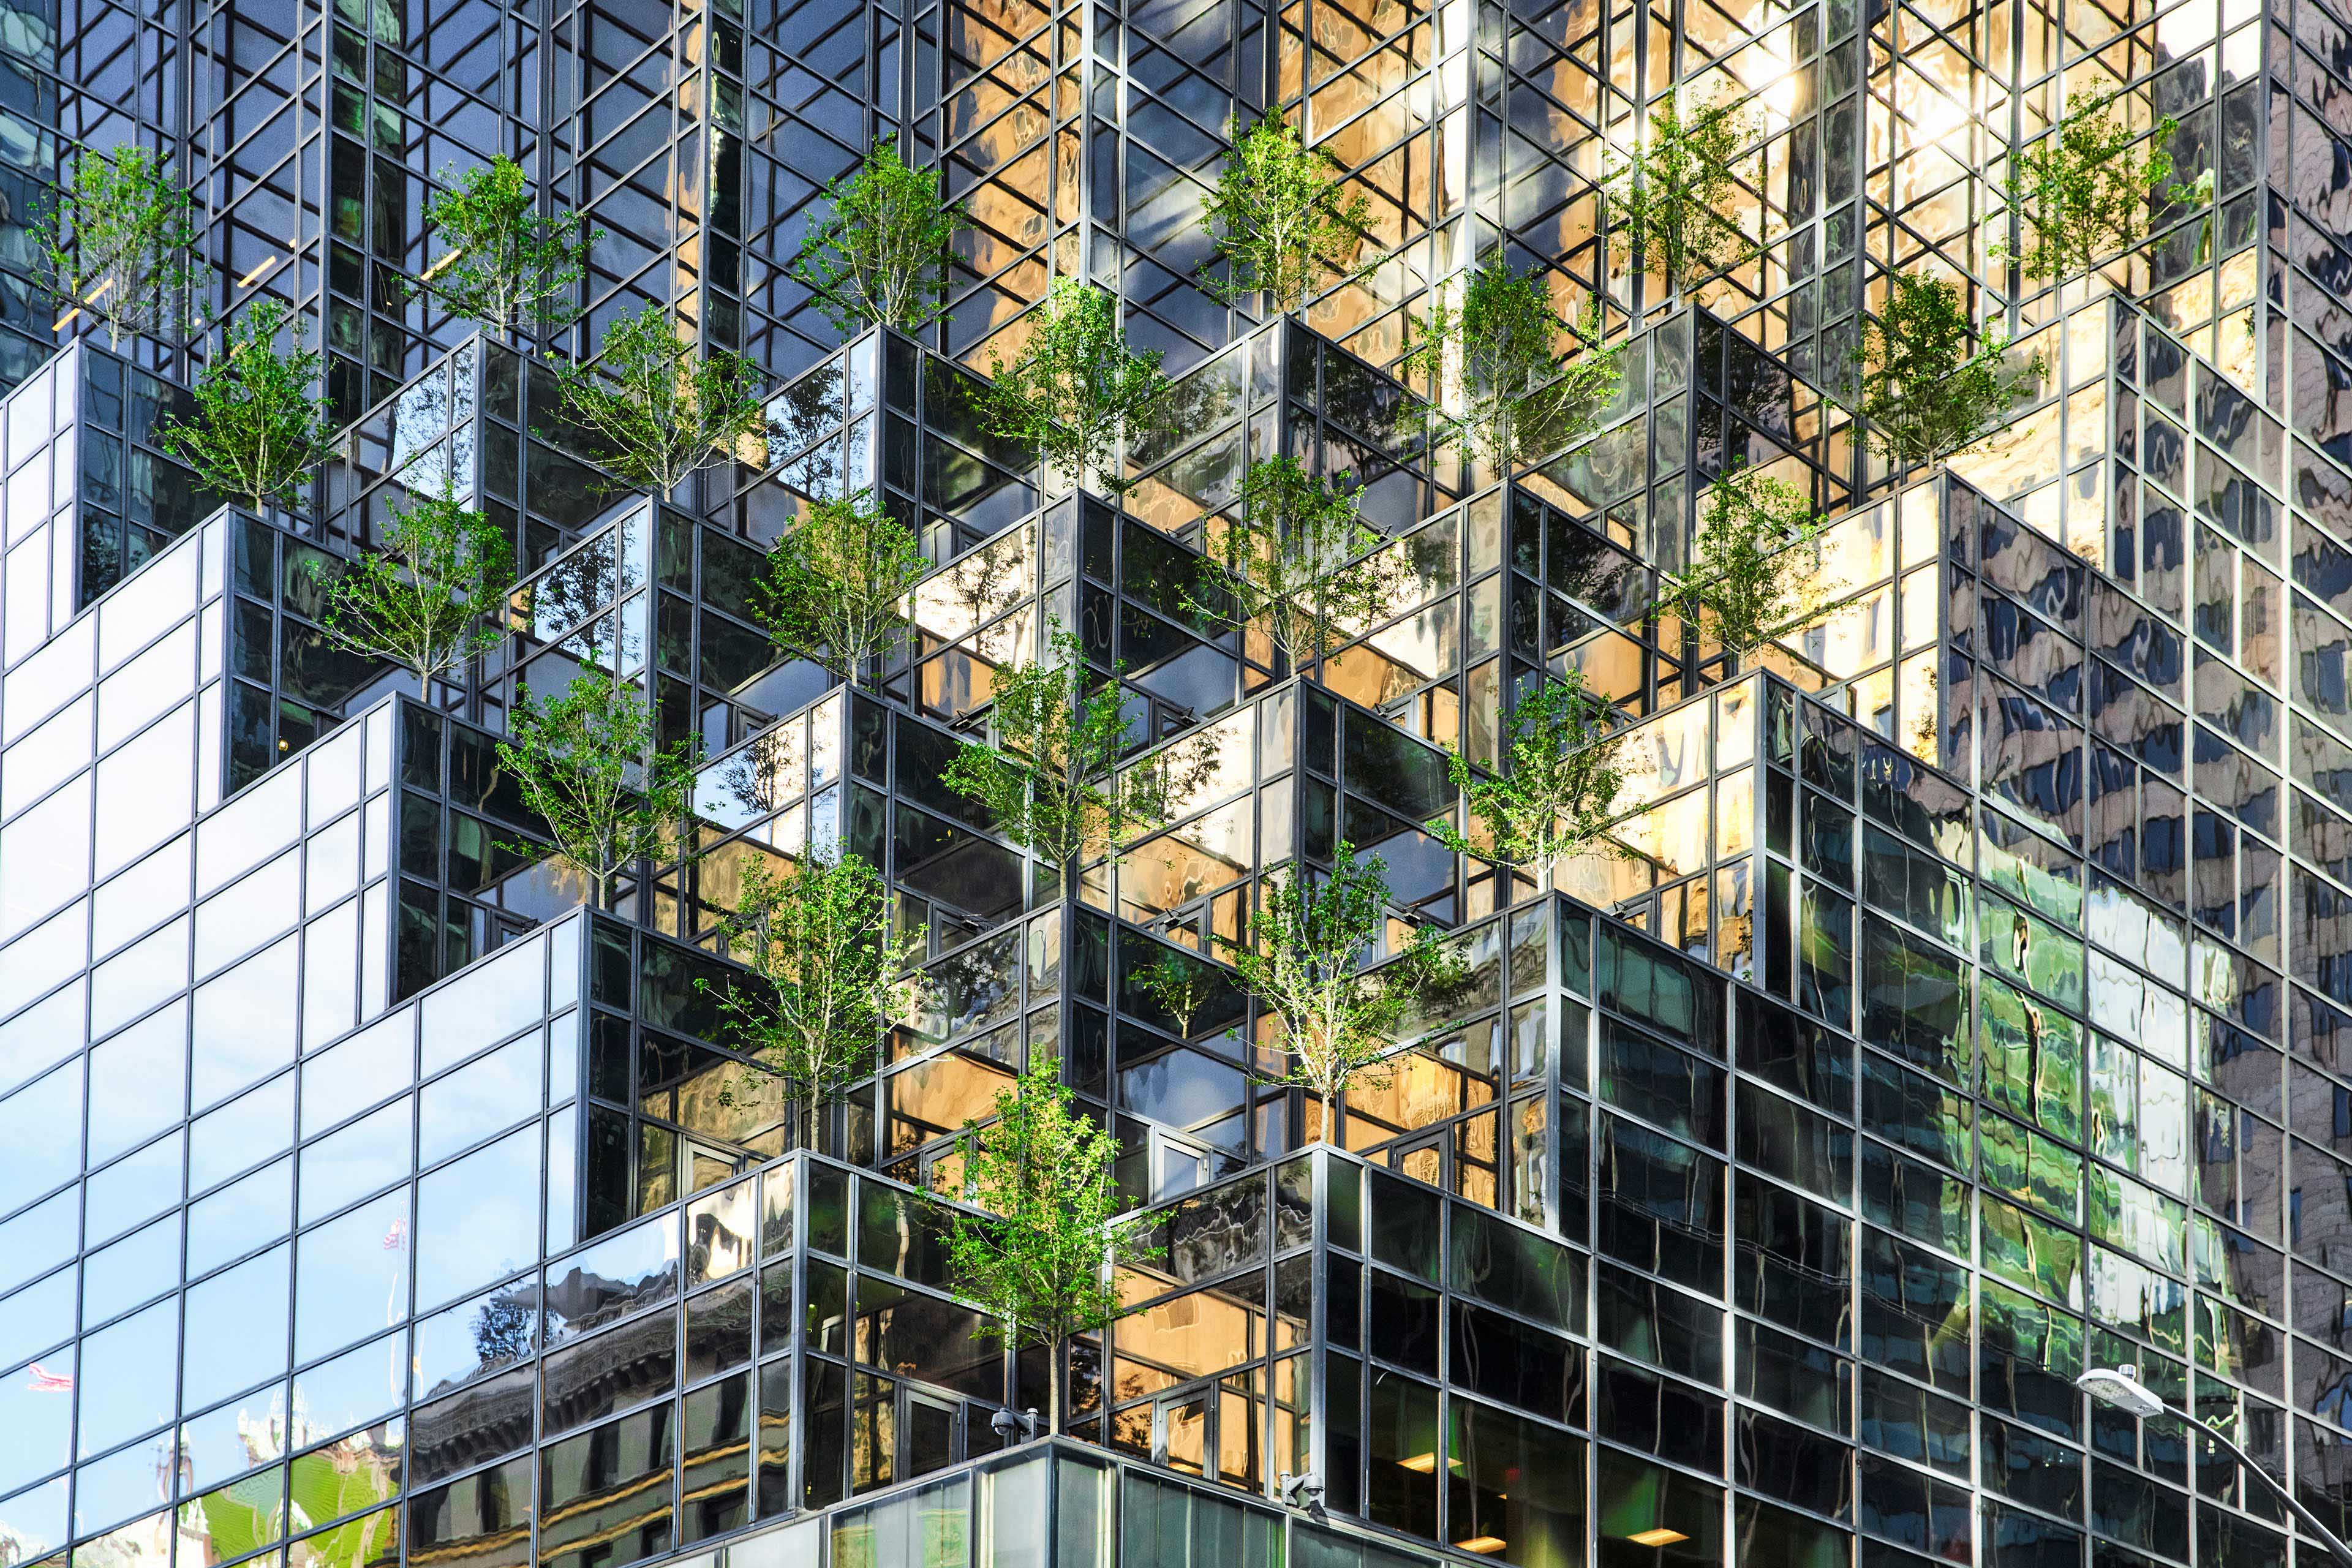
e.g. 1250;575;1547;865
1660;463;1827;658
789;135;967;333
747;489;926;690
36;145;199;349
310;489;517;686
939;1048;1156;1433
1401;263;1623;469
2001;96;2183;283
415;156;597;336
943;628;1164;881
557;303;768;496
496;674;699;908
981;279;1170;496
1197;112;1373;313
1855;271;2042;470
1224;842;1464;1134
1186;455;1403;667
1605;92;1756;292
158;299;337;515
1427;671;1626;881
707;853;925;1149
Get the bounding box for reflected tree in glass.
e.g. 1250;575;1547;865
1428;671;1627;885
748;488;926;691
496;674;699;909
310;487;516;688
940;1049;1159;1434
1223;842;1464;1137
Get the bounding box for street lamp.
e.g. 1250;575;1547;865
2077;1366;2352;1567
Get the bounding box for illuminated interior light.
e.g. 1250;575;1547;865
420;247;464;282
52;306;81;332
1627;1528;1690;1547
1397;1453;1438;1473
1453;1538;1508;1555
236;256;277;288
82;277;115;303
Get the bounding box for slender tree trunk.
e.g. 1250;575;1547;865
1047;1333;1063;1435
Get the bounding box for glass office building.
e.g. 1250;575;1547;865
4;0;2352;1562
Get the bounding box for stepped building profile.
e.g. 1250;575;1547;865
0;0;2344;1564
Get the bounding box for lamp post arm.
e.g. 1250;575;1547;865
2171;1404;2352;1567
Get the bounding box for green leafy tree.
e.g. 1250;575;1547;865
1401;264;1623;469
1224;842;1464;1135
938;1048;1158;1433
158;300;337;514
497;674;699;908
1855;271;2042;470
2001;97;2185;282
1198;112;1373;312
1605;92;1756;291
748;489;926;689
943;628;1164;880
1186;455;1404;667
1428;671;1625;881
310;489;516;685
557;303;768;496
707;853;925;1149
789;135;967;333
981;279;1170;496
416;156;597;335
36;145;198;348
1660;464;1827;658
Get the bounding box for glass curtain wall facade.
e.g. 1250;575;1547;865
15;0;2352;1562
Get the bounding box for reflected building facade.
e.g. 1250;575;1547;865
7;0;2352;1565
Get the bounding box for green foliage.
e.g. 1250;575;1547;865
1662;463;1827;658
310;489;516;685
749;489;926;688
981;279;1170;496
708;853;924;1147
1136;946;1221;1039
1223;842;1465;1133
557;303;768;496
417;156;596;335
1198;112;1373;313
938;1047;1157;1431
789;135;967;333
1186;455;1404;666
1401;263;1623;469
1428;672;1625;880
1605;92;1756;292
158;299;337;514
943;628;1165;877
36;145;198;348
2001;97;2184;282
1855;272;2043;469
496;674;699;908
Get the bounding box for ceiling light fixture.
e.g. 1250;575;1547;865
1627;1528;1689;1547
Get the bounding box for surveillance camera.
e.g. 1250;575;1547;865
1279;1472;1326;1512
